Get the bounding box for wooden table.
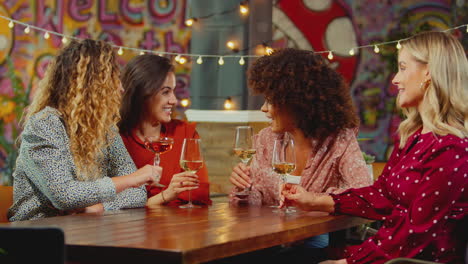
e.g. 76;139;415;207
3;203;369;264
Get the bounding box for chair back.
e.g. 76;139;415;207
0;185;13;223
0;227;65;264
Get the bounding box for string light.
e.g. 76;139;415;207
396;41;402;50
175;55;181;62
118;47;124;55
180;98;190;107
226;41;235;50
139;51;145;55
224;97;233;110
196;56;203;64
239;2;249;15
185;18;194;27
178;56;187;64
0;15;466;68
374;45;380;53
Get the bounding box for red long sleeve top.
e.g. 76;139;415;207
121;120;211;206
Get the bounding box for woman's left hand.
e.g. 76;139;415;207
319;259;347;264
163;171;200;202
84;203;104;214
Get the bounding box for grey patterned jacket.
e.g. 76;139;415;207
8;106;146;221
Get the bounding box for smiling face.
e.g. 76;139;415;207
392;48;430;109
260;99;296;133
145;72;177;124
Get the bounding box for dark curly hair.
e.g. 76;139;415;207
248;48;359;140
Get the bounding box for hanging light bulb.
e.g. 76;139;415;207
178;56;187;64
239;2;249;15
61;36;68;44
185;18;194;27
175;55;181;62
24;26;30;34
118;47;124;55
218;57;224;65
224;97;233;110
8;21;14;29
226;41;235;50
327;51;333;60
349;48;355;56
265;46;274;55
196;56;203;64
374;45;380;53
43;31;50;39
180;98;190;107
396;41;402;50
139;51;145;55
239;57;245;65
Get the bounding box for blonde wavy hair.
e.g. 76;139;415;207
397;31;468;148
23;39;121;181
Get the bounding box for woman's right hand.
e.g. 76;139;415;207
163;171;200;201
229;162;251;189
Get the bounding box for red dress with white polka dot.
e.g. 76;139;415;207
332;129;468;263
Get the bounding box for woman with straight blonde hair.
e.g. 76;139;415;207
282;31;467;263
8;39;159;221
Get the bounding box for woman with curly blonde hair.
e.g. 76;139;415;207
283;31;467;263
8;39;159;221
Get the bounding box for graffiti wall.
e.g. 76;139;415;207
0;0;192;184
272;0;467;160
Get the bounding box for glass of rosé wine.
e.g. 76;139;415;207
144;136;174;187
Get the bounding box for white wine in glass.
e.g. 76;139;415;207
233;126;255;197
272;134;297;214
179;138;203;209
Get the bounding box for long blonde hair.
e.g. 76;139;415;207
23;39;121;180
398;31;468;148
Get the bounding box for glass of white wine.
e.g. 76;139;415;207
272;134;297;214
179;138;204;209
233;126;256;198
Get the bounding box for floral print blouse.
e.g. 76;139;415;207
333;129;467;263
8;107;146;221
230;127;372;205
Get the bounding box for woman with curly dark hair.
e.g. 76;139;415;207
229;48;371;260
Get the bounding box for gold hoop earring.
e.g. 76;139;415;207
420;79;431;91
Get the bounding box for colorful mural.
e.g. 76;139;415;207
272;0;467;161
0;0;192;184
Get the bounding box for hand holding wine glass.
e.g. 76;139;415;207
272;134;298;213
144;136;174;187
179;138;204;209
233;126;255;197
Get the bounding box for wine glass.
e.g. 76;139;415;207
272;134;297;214
144;136;174;187
179;138;204;209
233;126;256;197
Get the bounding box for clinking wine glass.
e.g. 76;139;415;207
179;138;204;209
272;134;297;214
144;136;174;187
233;126;256;198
